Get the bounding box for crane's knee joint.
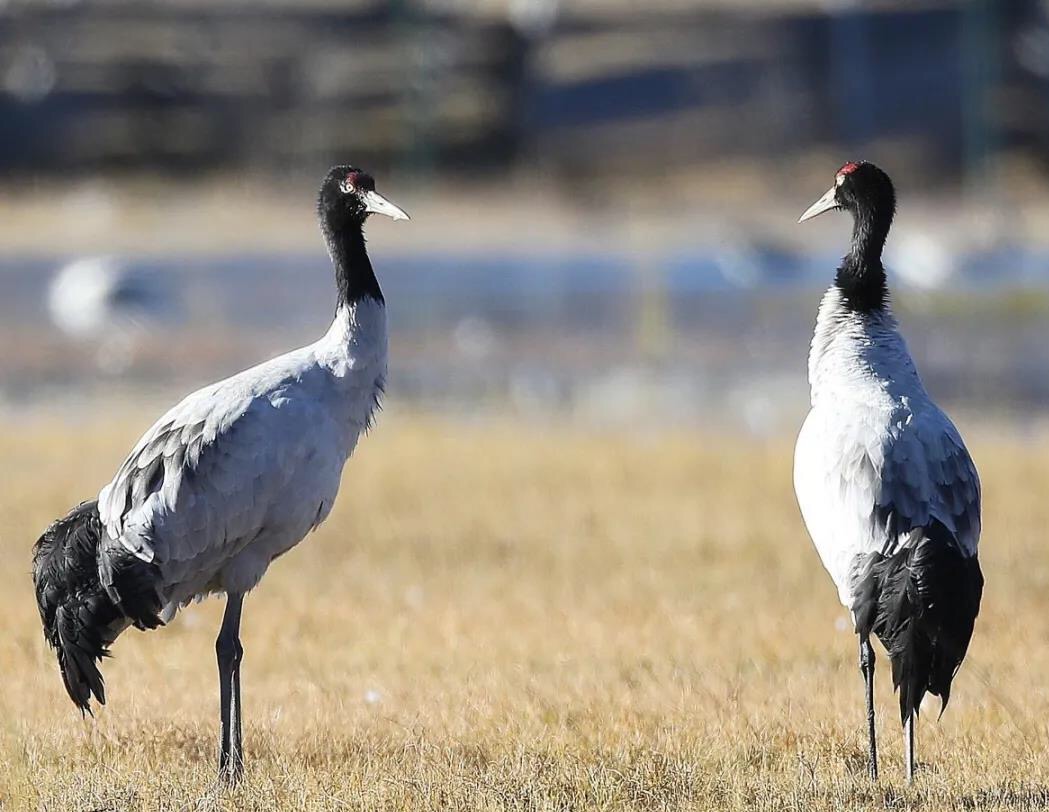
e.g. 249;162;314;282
858;639;875;672
216;634;243;668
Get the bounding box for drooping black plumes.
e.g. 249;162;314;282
32;500;162;712
850;520;984;723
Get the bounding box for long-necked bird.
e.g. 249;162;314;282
793;161;983;782
32;166;408;784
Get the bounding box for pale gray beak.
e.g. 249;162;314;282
364;190;410;221
798;186;839;223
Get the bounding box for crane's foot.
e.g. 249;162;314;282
218;747;244;787
904;713;916;784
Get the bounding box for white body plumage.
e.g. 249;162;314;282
793;287;980;609
793;160;982;781
97;299;386;620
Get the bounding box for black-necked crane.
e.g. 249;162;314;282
793;161;983;782
32;166;409;785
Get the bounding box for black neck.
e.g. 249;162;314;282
835;204;890;313
322;217;383;308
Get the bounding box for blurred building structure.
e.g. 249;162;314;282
0;0;1044;183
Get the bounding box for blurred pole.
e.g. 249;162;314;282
634;255;671;363
507;0;559;165
624;209;670;364
391;0;439;179
961;0;1000;194
828;6;874;149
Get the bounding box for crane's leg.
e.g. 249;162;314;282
904;710;916;783
217;591;245;785
859;636;878;781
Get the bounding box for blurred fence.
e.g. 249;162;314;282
0;0;1044;180
0;1;528;173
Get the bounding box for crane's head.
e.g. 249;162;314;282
318;165;410;227
798;161;895;225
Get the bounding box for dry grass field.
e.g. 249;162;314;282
2;413;1049;811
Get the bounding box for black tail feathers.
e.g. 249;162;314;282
851;521;983;723
32;499;162;712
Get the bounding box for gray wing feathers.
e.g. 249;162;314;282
99;371;344;577
877;410;980;557
98;383;255;560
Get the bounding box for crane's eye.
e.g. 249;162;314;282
339;178;356;194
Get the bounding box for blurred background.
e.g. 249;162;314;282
1;0;1048;431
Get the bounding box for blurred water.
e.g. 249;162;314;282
2;247;1049;428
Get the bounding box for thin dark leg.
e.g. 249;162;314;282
904;711;915;783
859;636;878;781
217;592;245;785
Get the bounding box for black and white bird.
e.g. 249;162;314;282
793;162;983;782
48;257;179;374
32;166;408;785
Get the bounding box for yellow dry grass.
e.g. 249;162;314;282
1;414;1048;811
